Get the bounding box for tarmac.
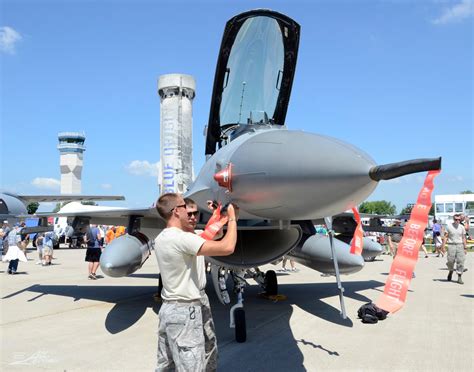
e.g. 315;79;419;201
1;246;472;371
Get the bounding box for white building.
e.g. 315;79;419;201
434;193;474;225
157;74;195;194
57;132;86;194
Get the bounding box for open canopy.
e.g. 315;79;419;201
205;9;300;155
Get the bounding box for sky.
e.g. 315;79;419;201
1;0;473;214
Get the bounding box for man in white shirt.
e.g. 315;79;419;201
155;193;238;371
184;197;219;371
441;214;467;284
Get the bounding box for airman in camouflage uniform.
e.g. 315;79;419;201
154;194;237;371
442;214;467;284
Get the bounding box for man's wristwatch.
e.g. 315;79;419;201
228;218;236;222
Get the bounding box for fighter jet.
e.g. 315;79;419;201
41;9;441;342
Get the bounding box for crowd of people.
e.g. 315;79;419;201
0;220;127;278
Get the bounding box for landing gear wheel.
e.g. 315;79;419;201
264;270;278;296
234;308;246;343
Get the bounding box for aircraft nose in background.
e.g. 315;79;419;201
226;130;378;220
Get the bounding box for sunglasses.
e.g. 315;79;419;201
454;219;461;222
187;211;200;218
170;203;186;213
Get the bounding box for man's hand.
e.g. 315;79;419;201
226;203;239;221
207;200;218;211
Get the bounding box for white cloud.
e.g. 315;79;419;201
31;177;61;190
101;183;112;189
432;0;473;25
125;160;160;177
0;26;22;54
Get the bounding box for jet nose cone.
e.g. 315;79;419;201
228;130;378;219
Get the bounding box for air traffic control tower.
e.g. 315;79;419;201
158;74;195;194
57;132;86;194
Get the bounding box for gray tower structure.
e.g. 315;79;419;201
158;74;195;194
57;132;86;194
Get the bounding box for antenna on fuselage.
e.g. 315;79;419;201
237;81;246;124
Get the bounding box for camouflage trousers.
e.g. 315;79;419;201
157;292;217;372
446;243;465;275
200;292;217;372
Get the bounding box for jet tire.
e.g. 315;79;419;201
264;270;278;296
234;308;246;343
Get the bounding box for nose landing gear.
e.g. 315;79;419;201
229;270;247;342
228;268;279;342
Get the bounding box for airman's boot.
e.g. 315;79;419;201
457;275;464;285
447;271;453;281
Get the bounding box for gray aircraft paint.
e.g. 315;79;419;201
360;237;384;261
101;234;152;277
289;234;364;274
187;128;378;220
0;193;28;223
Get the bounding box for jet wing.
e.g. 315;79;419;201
35;207;156;218
16;194;125;203
34;207;165;232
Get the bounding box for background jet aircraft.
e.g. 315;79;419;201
0;191;125;234
41;9;441;342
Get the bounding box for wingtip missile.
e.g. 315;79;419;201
100;233;151;277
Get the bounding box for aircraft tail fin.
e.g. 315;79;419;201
369;157;441;181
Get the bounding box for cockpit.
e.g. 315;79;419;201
205;9;300;155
